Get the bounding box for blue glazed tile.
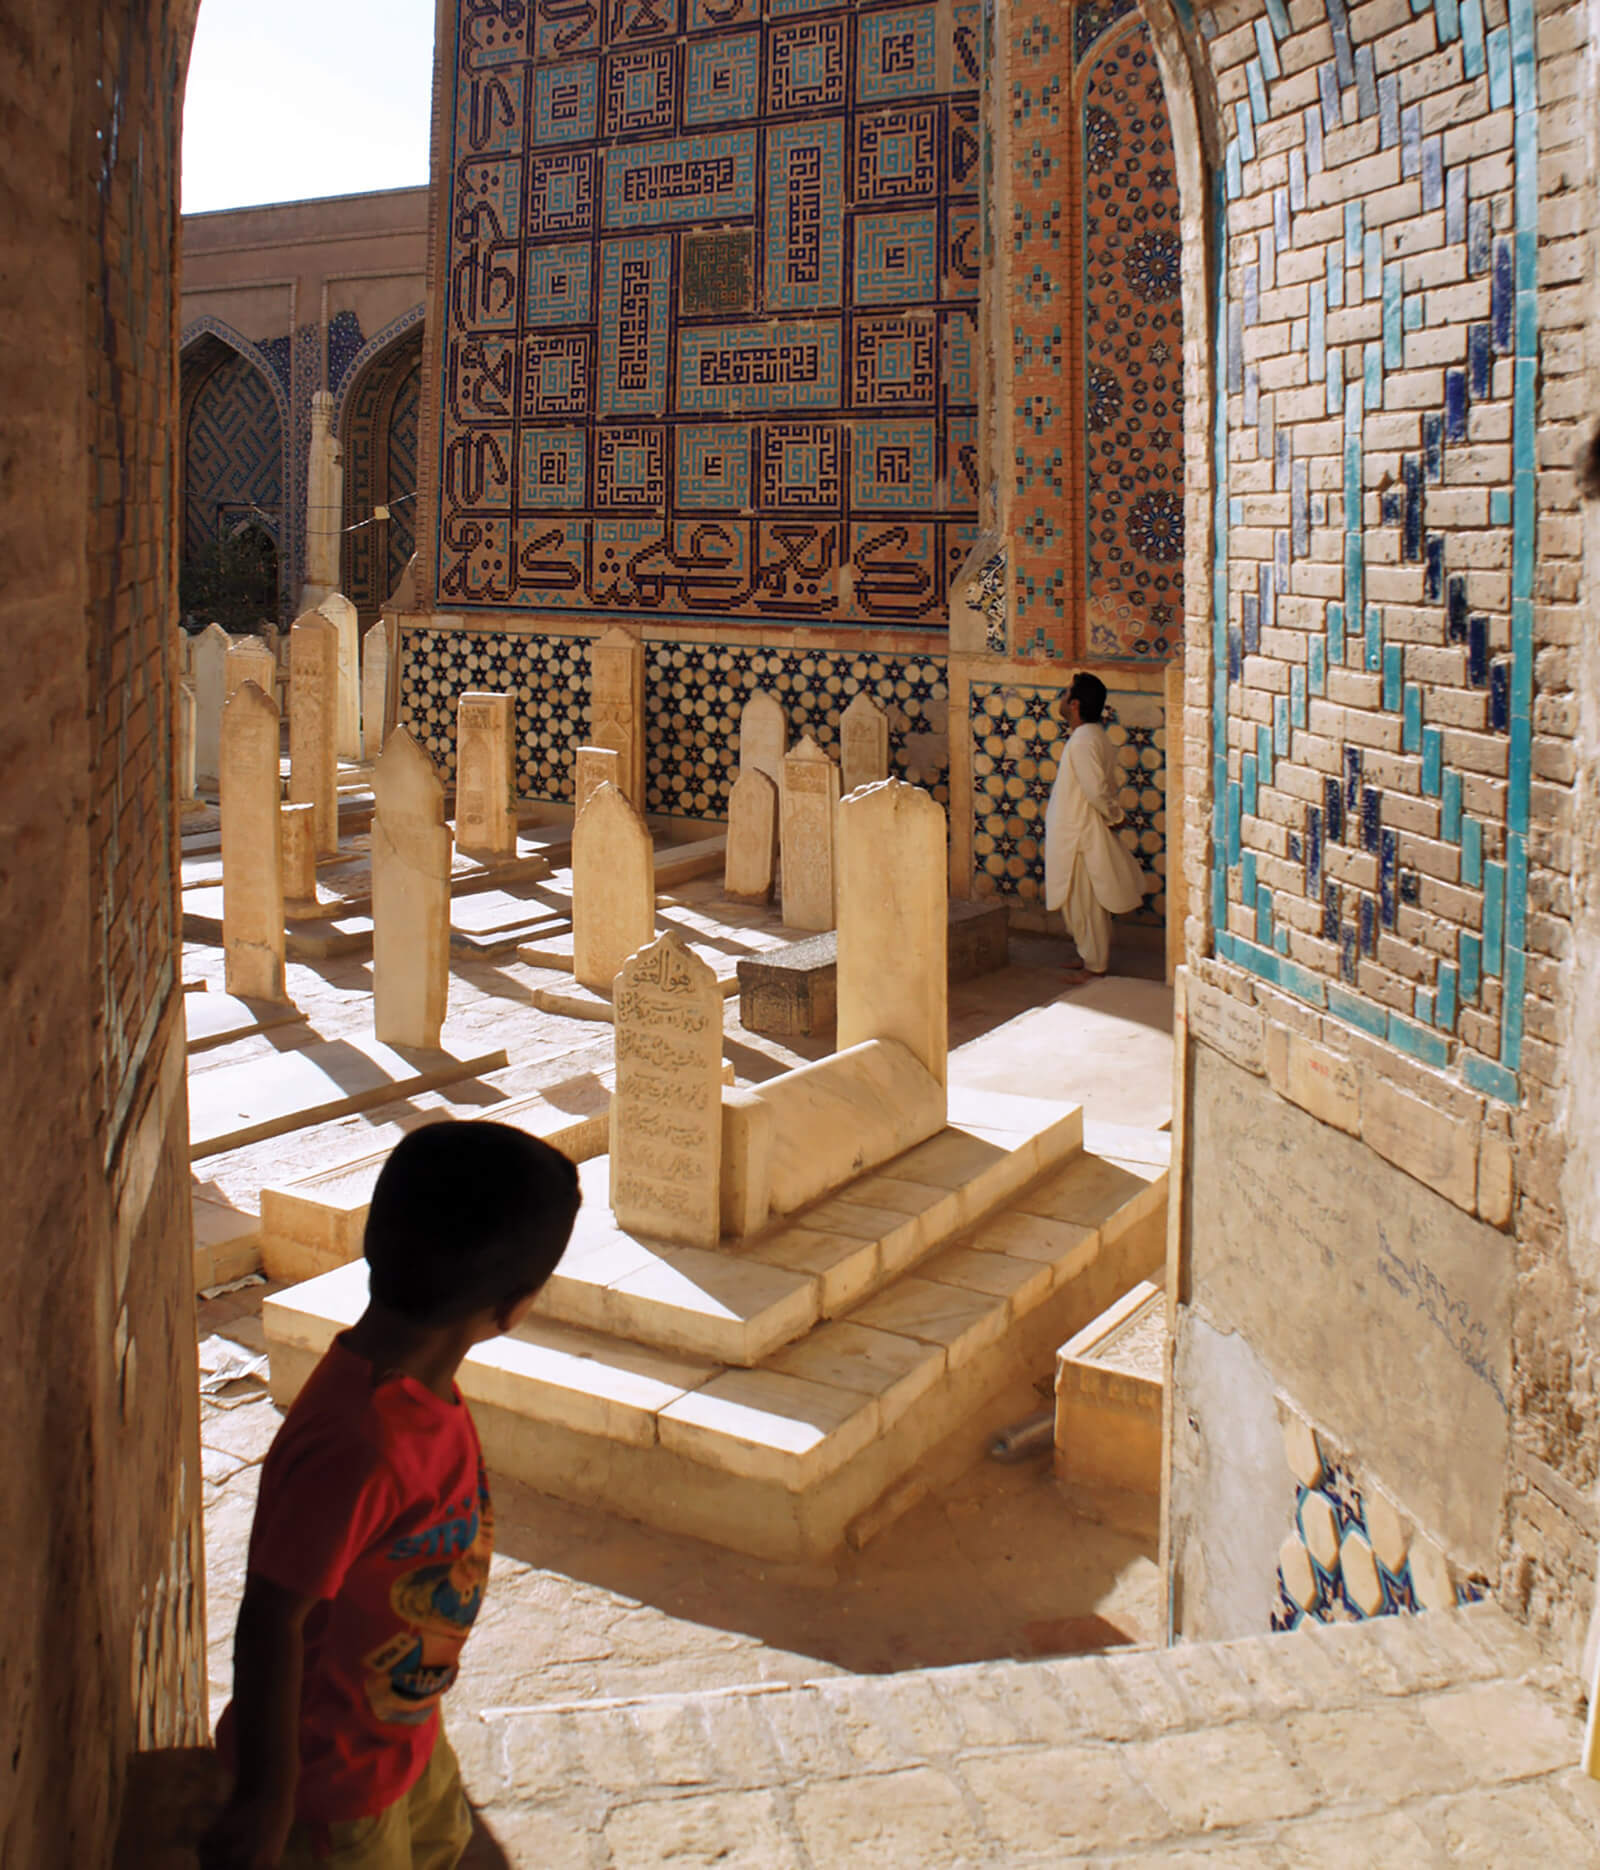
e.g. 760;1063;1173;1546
1400;870;1420;906
1325;774;1345;844
1364;229;1383;302
1230;494;1245;528
1448;575;1469;642
1490;660;1510;730
1401;104;1422;179
1329;601;1345;665
1484;860;1505;974
1227;137;1243;201
1307;805;1324;890
1328;240;1345;309
1464;1052;1519;1103
1365;604;1383;675
1228;302;1243;394
1515;287;1537;361
1361;891;1379;955
1289;145;1307;213
1288;831;1302;863
1293;460;1310;556
1423;412;1444;485
1275;429;1292;492
1468;200;1492;275
1260;561;1276;634
1443;769;1462;841
1244;363;1260;428
1227;782;1242;866
1344;201;1364;279
1425;534;1444;602
1383;264;1404;368
1275;925;1291;956
1258;724;1274;790
1421;136;1444;212
1319;64;1343;134
1355;43;1378;119
1264;0;1292;37
1275;694;1290;755
1233;934;1281;989
1436;0;1461;38
1403;684;1422;752
1445;165;1467;244
1275;953;1327;1007
1402;455;1424;559
1382;489;1403;526
1383;643;1404;711
1415;986;1435;1025
1503;946;1526;1067
1363;786;1382;855
1243;593;1260;655
1403;293;1424;332
1306;102;1325;173
1308;274;1325;379
1276;529;1290;595
1487;24;1512;108
1257;881;1273;945
1325;880;1342;944
1359;341;1380;414
1468;614;1489;686
1327;346;1345;417
1254;17;1281;79
1380;828;1399;927
1509;0;1536;112
1244;265;1260;329
1423;727;1443;796
1462;817;1483;888
1461;0;1485;77
1236;99;1257;165
1468;323;1492;400
1344;745;1363;814
1310;636;1326;695
1326;0;1356;85
1228;624;1243;682
1445;370;1469;442
1513;471;1535;594
1334;934;1370;997
1492;239;1513;351
1242;850;1257;900
1436;963;1458;1031
1379;73;1400;147
1242;750;1258;818
1274;187;1291;252
1388;1010;1450;1068
1460;932;1482;1001
1247;58;1269;126
1507;830;1528;947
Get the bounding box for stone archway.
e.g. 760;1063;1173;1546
178;330;286;621
339;325;424;621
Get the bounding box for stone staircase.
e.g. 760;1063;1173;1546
264;1091;1168;1561
450;1604;1600;1866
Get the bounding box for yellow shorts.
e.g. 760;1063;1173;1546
278;1727;472;1870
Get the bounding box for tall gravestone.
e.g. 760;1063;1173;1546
280;801;317;911
371;729;452;1050
220;681;286;1003
587;627;644;804
611;931;724;1249
289;612;340;854
574;744;622;818
455;691;517;858
192;622;231;786
225;636;277;708
837;779;949;1089
840;692;890;798
724;768;778;902
362;620;391;761
572;781;654;994
176;680;198;807
780;737;840;932
317;591;362;762
739;692;787;795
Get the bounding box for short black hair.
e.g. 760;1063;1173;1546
364;1121;581;1324
1069;672;1108;722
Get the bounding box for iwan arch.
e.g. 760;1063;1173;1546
3;0;1598;1857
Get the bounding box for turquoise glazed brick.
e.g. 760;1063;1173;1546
1291;664;1306;728
1227;138;1242;200
1364;340;1382;410
1254;18;1281;80
1464;1053;1518;1103
1383;643;1403;711
1227;781;1241;866
1436;963;1458;1032
1402;684;1422;752
1383;263;1404;367
1484;860;1505;975
1460;933;1481;1003
1487;24;1511;108
1503;945;1526;1066
1274;694;1289;755
1242;751;1258;818
1490;488;1511;525
1328;601;1344;663
1436;0;1460;40
1422;728;1442;797
1328;984;1390;1039
1365;603;1383;674
1242;850;1257;902
1258;723;1274;788
1461;0;1485;76
1443;769;1462;840
1388;1011;1450;1069
1462;817;1483;887
1274;925;1290;955
1256;882;1272;945
1246;57;1268;124
1414;986;1435;1026
1309;637;1326;694
1236;98;1256;164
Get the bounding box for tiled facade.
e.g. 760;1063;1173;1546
431;0;981;628
180;342;286;563
342;326;425;618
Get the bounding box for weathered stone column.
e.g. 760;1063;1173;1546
587;626;645;803
840;692;890;797
455;691;518;858
316;591;362;762
362;619;391;761
572;780;654;993
574;744;622;818
289;612;340;854
724;767;778;901
611;931;723;1249
837;778;948;1089
280;801;318;912
779;736;840;931
300;389;344;611
224;635;277;707
371;728;452;1050
220;681;286;1003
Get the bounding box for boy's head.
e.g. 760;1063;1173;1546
1065;672;1108;724
364;1121;581;1328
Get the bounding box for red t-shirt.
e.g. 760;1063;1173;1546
219;1336;493;1823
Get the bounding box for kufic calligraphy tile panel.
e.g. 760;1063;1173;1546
436;0;980;628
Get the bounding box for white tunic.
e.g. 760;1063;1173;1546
1043;722;1148;916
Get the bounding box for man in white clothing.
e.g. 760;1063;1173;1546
1043;673;1149;975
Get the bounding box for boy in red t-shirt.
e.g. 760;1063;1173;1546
201;1121;580;1870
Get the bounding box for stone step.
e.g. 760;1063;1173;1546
184;991;307;1054
264;1111;1167;1560
1053;1278;1165;1538
188;1032;508;1159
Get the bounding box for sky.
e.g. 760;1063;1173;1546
182;0;438;213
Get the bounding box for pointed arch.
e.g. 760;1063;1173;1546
338;309;426;619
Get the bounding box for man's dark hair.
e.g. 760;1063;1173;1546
364;1121;581;1323
1068;672;1109;723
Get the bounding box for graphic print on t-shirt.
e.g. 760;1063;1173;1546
361;1459;493;1724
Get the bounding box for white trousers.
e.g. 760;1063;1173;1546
1062;856;1112;974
